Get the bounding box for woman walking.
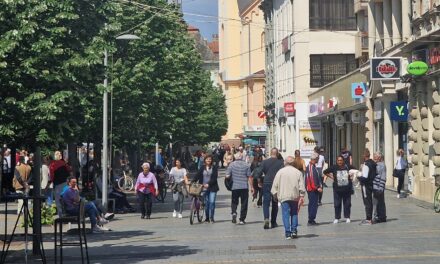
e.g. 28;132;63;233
135;163;158;219
192;155;219;223
323;156;356;224
293;150;306;173
394;148;408;198
170;159;188;219
223;149;233;167
251;155;263;207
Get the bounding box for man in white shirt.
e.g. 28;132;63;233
315;147;325;205
2;149;13;193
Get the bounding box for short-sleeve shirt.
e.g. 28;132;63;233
226;160;251;190
170;167;187;183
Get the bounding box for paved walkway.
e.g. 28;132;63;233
2;168;440;264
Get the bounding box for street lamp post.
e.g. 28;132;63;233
102;34;140;209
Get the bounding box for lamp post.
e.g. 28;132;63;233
102;34;140;209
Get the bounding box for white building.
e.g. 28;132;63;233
261;0;358;158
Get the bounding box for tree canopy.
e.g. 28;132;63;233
0;0;227;152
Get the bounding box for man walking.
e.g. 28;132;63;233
260;148;284;229
226;153;254;225
271;156;305;239
358;149;376;225
305;153;322;225
315;147;325;205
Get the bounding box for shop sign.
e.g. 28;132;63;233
390;101;408;122
407;61;429;76
335;114;345;126
309;103;319;117
286;116;295;126
430;47;440;65
351;110;361;123
284;102;295;113
299;121;321;157
370;57;401;80
351;83;366;99
328;97;338;109
257;111;266;119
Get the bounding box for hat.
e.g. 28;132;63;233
141;162;150;169
310;153;319;160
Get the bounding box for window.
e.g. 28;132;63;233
309;0;356;31
310;54;357;87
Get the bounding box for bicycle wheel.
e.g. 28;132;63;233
118;177;134;191
197;197;204;223
189;198;197;225
434;187;440;213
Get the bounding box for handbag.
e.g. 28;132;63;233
393;169;399;178
224;177;233;191
188;182;203;196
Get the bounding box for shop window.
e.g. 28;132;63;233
309;0;356;31
310;54;357;87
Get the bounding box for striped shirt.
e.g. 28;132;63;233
226;160;252;190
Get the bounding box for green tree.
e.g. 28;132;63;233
0;0;110;148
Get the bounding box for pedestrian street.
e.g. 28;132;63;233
4;168;439;264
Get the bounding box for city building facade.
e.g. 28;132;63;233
219;0;266;147
260;0;358;159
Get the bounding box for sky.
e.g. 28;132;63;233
182;0;218;41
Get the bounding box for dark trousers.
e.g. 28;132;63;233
307;191;319;222
231;189;249;221
396;169;405;194
361;185;373;221
252;179;263;206
333;190;351;219
263;183;278;223
2;172;14;192
137;192;152;217
316;168;323;203
110;190;132;210
373;191;387;221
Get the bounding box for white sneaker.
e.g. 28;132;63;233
172;210;177;218
333;219;339;224
397;194;400;199
98;218;109;225
92;226;104;233
178;213;183;219
346;218;351;223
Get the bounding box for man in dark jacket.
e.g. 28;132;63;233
260;148;284;229
358;149;376;225
305;153;322;225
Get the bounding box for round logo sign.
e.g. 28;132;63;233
407;61;429;76
376;59;398;78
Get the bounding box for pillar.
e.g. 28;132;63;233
368;0;376;56
383;95;396;186
391;0;402;44
383;0;392;49
375;2;384;47
402;0;411;40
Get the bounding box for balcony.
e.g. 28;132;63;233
355;31;369;58
354;0;368;14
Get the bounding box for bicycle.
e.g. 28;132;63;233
189;193;204;225
434;174;440;213
118;170;134;191
155;168;174;202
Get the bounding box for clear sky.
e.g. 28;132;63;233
182;0;218;41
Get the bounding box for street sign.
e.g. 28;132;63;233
257;111;266;119
284;102;295;113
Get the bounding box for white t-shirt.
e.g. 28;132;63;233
316;154;325;168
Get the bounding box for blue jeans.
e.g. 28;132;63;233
45;188;53;206
263;183;278;223
67;201;98;228
203;191;217;220
307;191;319;222
281;201;298;236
